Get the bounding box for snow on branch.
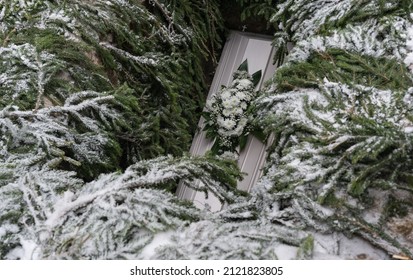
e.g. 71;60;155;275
0;90;122;188
0;155;240;259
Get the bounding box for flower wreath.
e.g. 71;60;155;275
203;60;263;157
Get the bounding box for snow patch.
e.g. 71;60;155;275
139;231;174;259
404;126;413;134
404;16;413;72
5;239;40;260
273;244;298;260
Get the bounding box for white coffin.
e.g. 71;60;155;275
176;31;277;211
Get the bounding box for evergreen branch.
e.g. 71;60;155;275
150;0;189;39
2;28;16;47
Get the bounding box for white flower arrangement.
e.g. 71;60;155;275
203;60;262;156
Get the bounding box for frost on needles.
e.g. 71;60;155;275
251;0;413;258
1;0;413;260
0;156;240;259
0;0;240;259
153;0;413;257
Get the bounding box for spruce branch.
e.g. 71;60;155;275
150;0;189;39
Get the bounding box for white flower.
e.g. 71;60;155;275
222;118;236;130
219;151;238;161
221;90;231;100
233;107;243;115
222;96;240;109
217;116;236;130
217;128;227;136
235;91;247;100
236;79;253;89
222;100;236;109
227;120;247;137
222;108;232;117
205;74;256;147
222;99;232;109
